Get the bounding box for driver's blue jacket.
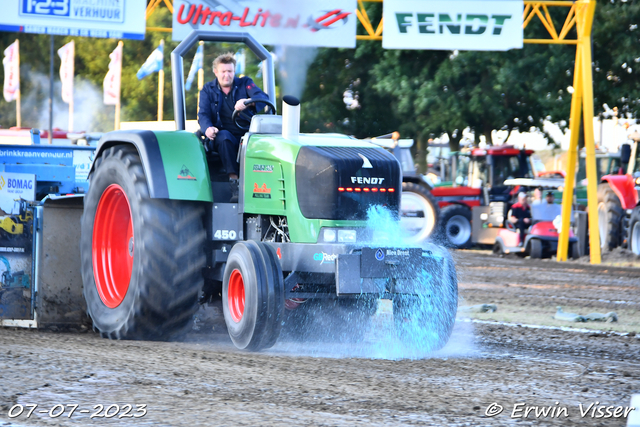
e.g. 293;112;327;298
198;76;268;137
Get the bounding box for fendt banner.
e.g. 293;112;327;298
0;0;146;40
172;0;357;48
383;0;524;51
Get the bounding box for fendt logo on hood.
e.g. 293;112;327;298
358;153;373;169
351;177;385;185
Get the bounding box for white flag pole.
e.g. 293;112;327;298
115;41;123;131
15;39;21;128
158;39;164;122
69;41;75;132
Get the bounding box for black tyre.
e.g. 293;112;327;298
81;145;206;340
492;241;503;256
570;241;581;260
222;241;284;351
393;252;457;352
597;183;623;251
400;182;440;243
529;239;543;259
438;204;472;249
629;206;640;256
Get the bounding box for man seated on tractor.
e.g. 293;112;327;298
508;192;532;246
198;52;269;202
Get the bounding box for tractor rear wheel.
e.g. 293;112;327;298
400;182;440;243
529;239;543;259
81;145;206;340
222;241;284;350
629;206;640;256
393;254;457;352
597;183;623;251
439;205;472;249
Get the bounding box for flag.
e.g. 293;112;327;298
58;41;74;104
3;41;19;102
234;49;245;75
185;44;203;91
137;43;163;80
104;43;123;105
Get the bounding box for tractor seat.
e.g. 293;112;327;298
249;115;282;134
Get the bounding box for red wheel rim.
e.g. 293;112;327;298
92;184;134;308
228;269;245;322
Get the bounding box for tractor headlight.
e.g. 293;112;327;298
323;229;337;242
480;213;489;221
635;176;640;187
338;229;357;243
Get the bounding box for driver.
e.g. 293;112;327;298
198;52;269;201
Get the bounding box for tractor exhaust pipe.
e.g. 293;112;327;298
282;95;300;140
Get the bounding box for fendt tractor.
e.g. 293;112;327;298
80;32;458;351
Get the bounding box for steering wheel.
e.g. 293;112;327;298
231;98;277;131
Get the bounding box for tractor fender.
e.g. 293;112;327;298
402;174;434;190
90;130;212;202
602;175;638;210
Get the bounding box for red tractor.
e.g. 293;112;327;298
431;145;536;248
598;134;640;252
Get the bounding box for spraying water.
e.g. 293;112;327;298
272;205;472;360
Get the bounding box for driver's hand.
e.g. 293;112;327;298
524;218;531;224
235;99;248;111
205;126;218;140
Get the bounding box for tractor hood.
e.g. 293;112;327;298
295;145;402;220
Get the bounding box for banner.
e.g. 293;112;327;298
382;0;524;51
58;41;74;104
137;43;164;80
185;44;203;91
0;0;146;40
172;0;357;48
3;41;19;102
104;43;123;105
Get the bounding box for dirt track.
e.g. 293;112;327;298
1;250;639;426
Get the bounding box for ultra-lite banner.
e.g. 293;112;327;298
0;0;146;40
172;0;357;48
383;0;524;51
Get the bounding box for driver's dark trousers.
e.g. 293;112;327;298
516;220;527;246
214;130;241;176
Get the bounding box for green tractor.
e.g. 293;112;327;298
80;31;458;351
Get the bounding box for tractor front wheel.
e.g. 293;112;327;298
597;183;623;251
393;254;457;352
81;145;206;340
222;241;284;350
438;205;472;249
629;206;640;256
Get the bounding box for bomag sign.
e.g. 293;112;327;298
383;0;524;51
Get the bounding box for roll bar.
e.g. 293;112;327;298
171;31;277;131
